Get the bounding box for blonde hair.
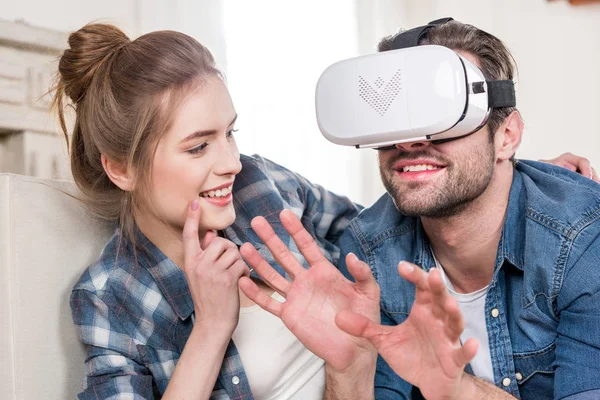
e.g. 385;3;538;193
52;23;220;247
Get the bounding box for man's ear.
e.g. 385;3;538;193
495;111;524;162
101;154;135;191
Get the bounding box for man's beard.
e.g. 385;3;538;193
379;144;496;218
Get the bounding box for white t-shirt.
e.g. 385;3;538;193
231;292;326;399
432;254;495;384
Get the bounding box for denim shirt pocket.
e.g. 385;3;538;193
512;342;555;397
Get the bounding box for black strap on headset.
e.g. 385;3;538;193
374;17;516;150
390;17;454;49
487;80;516;108
390;17;516;109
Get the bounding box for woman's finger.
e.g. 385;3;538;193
182;200;202;268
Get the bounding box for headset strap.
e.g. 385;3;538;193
487;80;516;108
390;17;454;49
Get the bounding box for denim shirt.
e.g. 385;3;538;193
337;160;600;400
70;154;362;399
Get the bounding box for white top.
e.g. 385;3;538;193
231;292;326;399
432;254;495;384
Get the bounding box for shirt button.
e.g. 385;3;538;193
515;372;523;381
502;377;511;387
232;376;240;385
491;308;500;318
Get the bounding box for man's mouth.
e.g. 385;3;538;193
401;164;443;173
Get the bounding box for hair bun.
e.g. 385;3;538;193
58;23;130;103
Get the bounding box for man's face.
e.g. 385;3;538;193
378;127;496;218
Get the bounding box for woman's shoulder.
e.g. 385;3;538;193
71;231;154;296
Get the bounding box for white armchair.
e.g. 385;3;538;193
0;173;113;399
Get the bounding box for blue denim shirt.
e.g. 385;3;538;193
337;160;600;400
70;154;362;399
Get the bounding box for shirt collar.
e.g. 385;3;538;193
130;229;195;321
499;168;526;271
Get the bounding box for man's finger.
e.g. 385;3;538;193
576;158;592;179
346;253;379;296
251;216;305;278
428;268;451;319
398;261;429;292
182;200;202;268
591;167;599;183
563;162;577;172
280;209;328;266
240;242;292;295
453;338;479;367
335;310;393;349
239;276;283;317
443;295;464;342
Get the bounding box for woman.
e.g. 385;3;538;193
57;23;595;400
57;23;362;399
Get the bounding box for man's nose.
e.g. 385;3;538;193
394;140;431;151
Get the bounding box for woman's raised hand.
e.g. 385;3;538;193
182;200;249;334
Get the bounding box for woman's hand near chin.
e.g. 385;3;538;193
163;200;249;400
182;199;249;335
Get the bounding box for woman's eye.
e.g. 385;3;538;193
187;142;209;155
227;128;238;138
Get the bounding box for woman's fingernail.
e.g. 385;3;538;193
191;200;199;211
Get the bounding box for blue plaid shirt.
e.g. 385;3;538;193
70;154;362;399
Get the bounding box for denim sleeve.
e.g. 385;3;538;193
554;234;600;400
70;289;154;400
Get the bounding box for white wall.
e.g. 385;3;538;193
404;0;600;169
0;0;228;68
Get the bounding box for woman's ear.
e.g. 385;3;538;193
101;154;135;191
495;111;524;162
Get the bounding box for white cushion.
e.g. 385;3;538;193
0;173;113;399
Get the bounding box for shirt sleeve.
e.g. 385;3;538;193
554;233;600;400
70;288;155;400
249;155;363;265
292;170;363;265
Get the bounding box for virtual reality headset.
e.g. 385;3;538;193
315;17;516;149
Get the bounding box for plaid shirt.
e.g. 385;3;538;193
70;154;362;399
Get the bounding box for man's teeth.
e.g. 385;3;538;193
402;164;441;172
200;186;232;198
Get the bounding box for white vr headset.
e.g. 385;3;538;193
315;17;516;149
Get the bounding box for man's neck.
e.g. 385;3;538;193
422;165;513;293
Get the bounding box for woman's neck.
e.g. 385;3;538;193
134;211;206;270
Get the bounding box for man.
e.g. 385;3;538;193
239;19;600;400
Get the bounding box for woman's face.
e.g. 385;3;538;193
143;76;241;234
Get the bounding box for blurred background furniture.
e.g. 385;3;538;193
0;173;113;399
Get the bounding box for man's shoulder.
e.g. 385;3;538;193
516;160;600;238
